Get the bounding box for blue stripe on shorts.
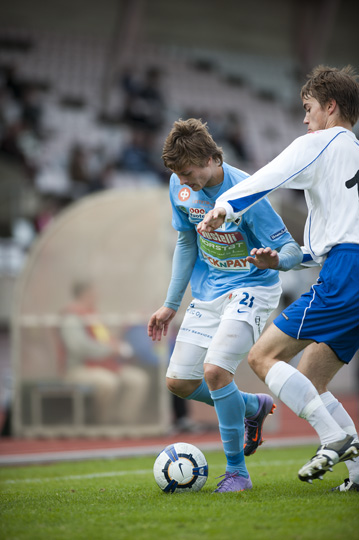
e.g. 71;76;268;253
274;243;359;364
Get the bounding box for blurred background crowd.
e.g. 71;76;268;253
0;0;358;438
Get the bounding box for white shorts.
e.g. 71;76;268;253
167;282;282;380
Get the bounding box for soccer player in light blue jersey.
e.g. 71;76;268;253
199;66;359;491
148;118;302;493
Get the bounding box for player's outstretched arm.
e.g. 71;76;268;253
246;242;303;271
197;207;227;233
246;247;279;269
147;306;177;342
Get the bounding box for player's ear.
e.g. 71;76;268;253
327;98;337;115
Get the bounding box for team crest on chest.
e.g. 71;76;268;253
178;187;191;201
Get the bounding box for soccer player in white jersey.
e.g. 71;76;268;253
198;65;359;491
148;118;302;493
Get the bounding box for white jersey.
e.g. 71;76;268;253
216;127;359;263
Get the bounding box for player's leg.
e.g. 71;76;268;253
166;296;224;406
166;288;274;481
165;340;213;434
167;343;273;423
203;318;254;492
298;343;359;491
251;247;359;482
217;283;281;457
248;324;358;481
166;340;212;403
166;342;273;426
297;342;343;394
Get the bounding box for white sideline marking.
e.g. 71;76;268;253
3;469;151;484
3;459;304;484
0;437;318;467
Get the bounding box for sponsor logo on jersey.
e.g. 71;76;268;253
270;226;287;241
202;251;250;270
189;207;206;221
198;230;244;245
198;228;249;271
178;187;191;201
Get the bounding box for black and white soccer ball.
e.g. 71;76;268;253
153;442;208;493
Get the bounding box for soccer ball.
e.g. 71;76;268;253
153;442;208;493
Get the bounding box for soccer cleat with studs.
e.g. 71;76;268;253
244;394;276;456
331;478;359;492
214;472;253;493
298;435;359;483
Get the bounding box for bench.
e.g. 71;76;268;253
30;381;94;427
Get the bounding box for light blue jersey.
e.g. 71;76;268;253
169;162;295;301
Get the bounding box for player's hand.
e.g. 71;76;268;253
246;247;279;269
148;306;177;342
197;207;227;233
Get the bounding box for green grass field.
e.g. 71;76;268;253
1;445;358;540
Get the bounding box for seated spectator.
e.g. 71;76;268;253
58;281;150;425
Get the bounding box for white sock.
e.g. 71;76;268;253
265;362;347;445
321;391;359;484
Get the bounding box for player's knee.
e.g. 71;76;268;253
247;346;269;381
166;377;193;398
204;363;232;390
247;346;260;374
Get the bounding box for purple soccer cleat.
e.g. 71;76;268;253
244;393;276;456
214;472;253;493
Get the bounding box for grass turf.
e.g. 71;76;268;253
0;445;358;540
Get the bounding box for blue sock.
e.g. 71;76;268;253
210;381;249;477
241;392;260;418
186;379;214;406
